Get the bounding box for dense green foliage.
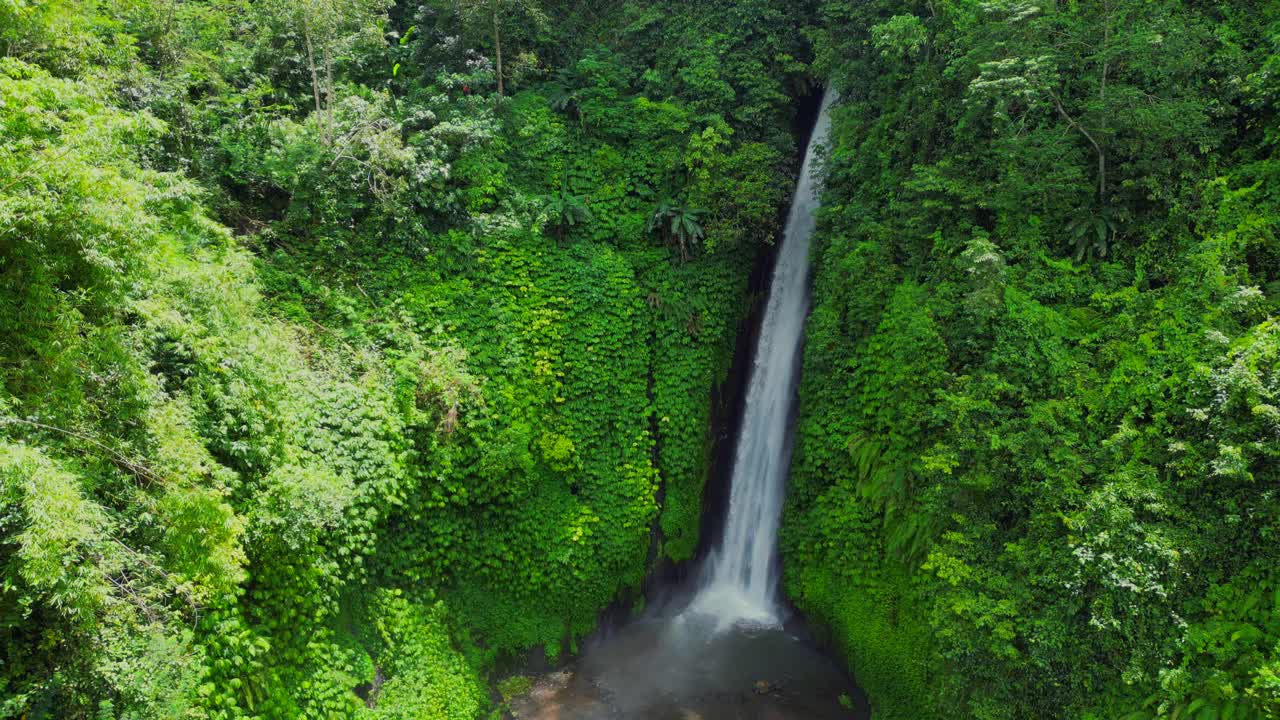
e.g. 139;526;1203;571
0;1;812;717
6;1;1279;718
783;1;1280;719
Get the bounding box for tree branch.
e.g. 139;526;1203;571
1047;89;1106;202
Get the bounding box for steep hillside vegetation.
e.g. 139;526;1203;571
0;1;814;717
783;2;1280;719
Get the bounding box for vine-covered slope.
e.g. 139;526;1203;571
783;2;1279;719
0;1;814;717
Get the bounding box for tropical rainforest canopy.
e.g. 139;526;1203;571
0;1;1276;719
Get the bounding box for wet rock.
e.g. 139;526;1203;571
506;669;610;720
353;665;385;709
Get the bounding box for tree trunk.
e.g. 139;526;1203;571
303;16;323;119
323;35;335;145
493;9;504;95
1098;1;1110;203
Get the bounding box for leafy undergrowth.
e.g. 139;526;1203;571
0;1;813;718
784;2;1280;719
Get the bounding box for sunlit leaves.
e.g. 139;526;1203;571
1;1;816;717
0;443;113;625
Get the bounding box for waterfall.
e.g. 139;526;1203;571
688;88;836;627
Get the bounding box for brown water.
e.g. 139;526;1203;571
507;609;870;720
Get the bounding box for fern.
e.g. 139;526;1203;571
845;436;938;565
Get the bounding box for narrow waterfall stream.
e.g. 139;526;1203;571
507;89;867;720
688;87;837;627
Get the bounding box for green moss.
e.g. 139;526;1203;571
496;675;533;701
357;590;489;720
788;563;940;720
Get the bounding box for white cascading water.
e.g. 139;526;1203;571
688;88;837;628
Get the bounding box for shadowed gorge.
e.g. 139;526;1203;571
2;1;1278;720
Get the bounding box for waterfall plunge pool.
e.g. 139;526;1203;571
506;603;870;720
